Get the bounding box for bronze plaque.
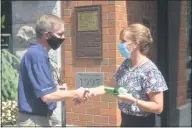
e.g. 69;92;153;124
75;5;102;58
78;11;98;31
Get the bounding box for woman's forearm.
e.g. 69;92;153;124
89;85;106;96
133;98;163;114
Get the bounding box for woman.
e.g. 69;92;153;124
88;23;168;127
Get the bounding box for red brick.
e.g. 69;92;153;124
66;103;72;112
115;1;126;6
108;73;116;80
64;23;71;30
92;0;108;5
65;51;72;58
64;44;72;51
102;28;108;35
64;9;71;16
77;1;92;6
108;12;116;20
75;59;93;66
116;13;125;20
63;1;77;9
177;88;187;98
66;119;72;125
104;72;109;80
121;21;128;28
86;67;101;72
64;65;72;72
64;37;71;44
103;51;116;58
86;107;100;115
93;59;109;65
102;5;115;13
109;58;116;65
103;35;116;42
102;13;108;20
103;43;108;50
79;114;93;121
80;100;93;107
67;84;76;90
100;108;117;116
91;95;101;101
109;102;118;109
64;30;71;37
64;71;75;78
101;66;116;72
107;28;116;35
94;115;109;123
178;69;187;81
72;120;87;126
64;17;71;23
177;96;187;107
102;20;116;28
87;122;102;126
93;101;109;108
72;66;86;72
108;1;115;5
67;112;79;120
102;123;118;126
109;117;118;124
116;6;127;13
116;57;125;65
101;94;117;102
72;106;86;114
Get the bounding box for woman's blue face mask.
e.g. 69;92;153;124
118;42;131;59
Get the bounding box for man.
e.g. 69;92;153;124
17;14;89;127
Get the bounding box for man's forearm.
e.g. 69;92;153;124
41;90;78;102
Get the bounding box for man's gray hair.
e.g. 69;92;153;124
35;14;64;39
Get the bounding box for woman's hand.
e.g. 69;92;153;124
117;94;136;104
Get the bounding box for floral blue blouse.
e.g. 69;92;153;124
114;59;168;117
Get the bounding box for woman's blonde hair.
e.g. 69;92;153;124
119;23;153;56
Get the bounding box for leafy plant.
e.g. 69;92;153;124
0;49;20;102
1;14;6;28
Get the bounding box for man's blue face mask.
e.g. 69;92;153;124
118;42;131;59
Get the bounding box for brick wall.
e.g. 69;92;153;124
177;1;188;107
62;1;128;126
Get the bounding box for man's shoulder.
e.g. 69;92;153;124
23;44;46;64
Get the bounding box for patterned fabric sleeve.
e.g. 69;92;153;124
142;69;168;93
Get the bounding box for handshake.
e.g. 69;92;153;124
57;84;97;106
58;84;134;105
73;87;96;106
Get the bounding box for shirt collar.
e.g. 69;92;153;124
30;42;49;58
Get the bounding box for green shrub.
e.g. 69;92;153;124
1;50;20;102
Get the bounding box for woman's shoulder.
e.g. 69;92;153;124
139;60;163;77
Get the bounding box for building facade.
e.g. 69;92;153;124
1;0;191;127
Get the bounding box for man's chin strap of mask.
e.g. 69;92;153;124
47;34;65;50
118;42;132;59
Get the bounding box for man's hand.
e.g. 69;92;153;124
76;87;90;100
73;87;96;106
57;83;67;91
